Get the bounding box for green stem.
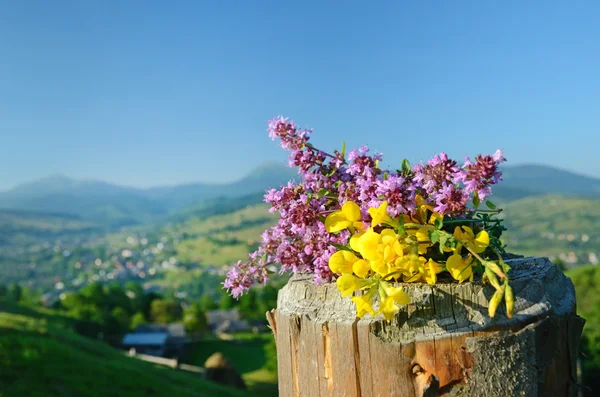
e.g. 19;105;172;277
399;222;506;278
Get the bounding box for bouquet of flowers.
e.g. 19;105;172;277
224;116;513;322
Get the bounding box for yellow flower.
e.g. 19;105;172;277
415;194;434;223
424;259;443;284
351;286;377;318
415;228;432;254
428;212;443;226
446;254;474;283
370;259;390;277
368;201;395;227
395;254;427;275
349;231;365;252
353;259;371;278
356;229;381;261
380;229;400;262
380;281;410;305
453;226;489;254
379;295;399;322
335;274;375;298
325;201;364;233
403;272;423;283
328;250;358;275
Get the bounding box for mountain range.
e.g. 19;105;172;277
0;163;599;227
0;164;297;227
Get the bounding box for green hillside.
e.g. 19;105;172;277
0;209;98;244
502;195;600;264
566;265;600;395
0;304;250;397
169;204;274;266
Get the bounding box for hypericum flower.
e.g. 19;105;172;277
325;201;364;233
424;259;444;284
336;274;376;297
379;295;400;322
353;259;371;278
406;227;432;255
351;286;378;317
453;226;489;254
394;254;427;278
446;254;474;283
356;229;382;261
328;250;359;275
379;280;410;305
368;201;395;227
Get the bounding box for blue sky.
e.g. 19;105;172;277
1;1;599;190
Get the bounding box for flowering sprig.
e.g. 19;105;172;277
224;116;511;322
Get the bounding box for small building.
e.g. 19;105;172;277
122;332;170;356
122;323;189;357
206;309;251;334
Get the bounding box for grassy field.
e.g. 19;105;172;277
0;304;251;397
566;264;600;396
502;195;600;261
185;333;278;397
170;204;275;266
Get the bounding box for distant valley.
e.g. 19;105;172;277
1;162;599;228
0;163;297;227
0;162;599;295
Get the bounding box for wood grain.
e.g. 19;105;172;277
271;257;584;396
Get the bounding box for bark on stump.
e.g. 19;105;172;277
267;257;585;397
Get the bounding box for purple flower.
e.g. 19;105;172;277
413;152;459;195
226;115;507;297
455;150;506;200
432;183;470;216
371;175;416;216
267;116;311;151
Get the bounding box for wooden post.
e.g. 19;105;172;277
269;257;585;397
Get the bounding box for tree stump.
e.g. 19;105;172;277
267;257;585;396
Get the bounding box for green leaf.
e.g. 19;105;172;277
485;200;497;210
383;172;389;180
428;231;440;244
473;191;481;208
317;188;329;198
401;158;411;175
439;235;448;254
329;243;354;252
341;140;346;158
434;216;444;230
395;216;405;235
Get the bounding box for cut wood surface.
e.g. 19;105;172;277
269;257;585;397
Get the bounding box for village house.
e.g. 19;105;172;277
121;323;189;357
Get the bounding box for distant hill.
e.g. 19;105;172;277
0;304;250;397
0;209;100;246
1;163;598;226
145;163;297;210
0;164;296;226
501;194;600;262
500;164;600;197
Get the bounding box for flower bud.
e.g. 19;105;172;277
488;286;505;318
484;266;502;291
485;261;506;279
505;284;514;318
